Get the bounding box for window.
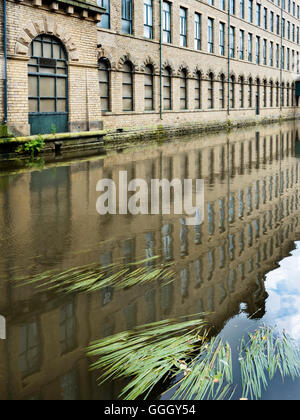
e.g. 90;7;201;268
276;82;279;107
19;319;41;378
263;80;267;107
195;72;201;109
180;8;187;47
270;11;274;32
230;26;235;58
97;0;110;29
230;76;235;108
180;69;188;109
248;33;253;61
239;30;244;59
195;13;201;50
248;0;253;23
163;67;172;110
281;82;285;107
60;301;77;354
256;3;261;26
240;77;244;108
256;36;260;64
144;64;154;110
270;41;273;66
270;81;273;107
220;0;226;10
230;0;235;14
99;58;110;112
263;39;267;65
219;74;225;109
163;2;171;43
122;62;134;111
219;22;225;55
122;0;133;34
208;18;214;53
240;0;245;18
248;78;253;107
263;7;267;30
144;0;153;39
208;73;214;109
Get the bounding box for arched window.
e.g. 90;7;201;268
230;75;235;109
195;71;201;110
28;35;68;135
276;82;279;107
256;78;260;111
180;69;188;110
99;58;111;112
208;73;214;109
270;81;273;107
248;78;253;108
122;61;134;111
163;67;172;110
219;74;225;109
287;82;290;106
239;76;244;108
144;64;154;111
263;80;267;107
292;83;295;106
281;82;285;107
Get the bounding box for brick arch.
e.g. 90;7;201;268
177;64;190;77
193;66;204;78
140;56;159;75
162;60;175;74
118;54;139;71
15;17;79;61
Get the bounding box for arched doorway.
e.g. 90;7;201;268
28;35;68;135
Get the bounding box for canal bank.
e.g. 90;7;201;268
0;114;299;159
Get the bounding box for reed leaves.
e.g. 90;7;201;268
16;256;174;294
87;319;300;401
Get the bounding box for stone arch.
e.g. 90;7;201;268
193;66;204;78
15;17;79;61
205;68;216;79
118;54;139;71
217;71;226;81
177;63;190;77
238;74;246;83
140;56;159;75
162;59;175;74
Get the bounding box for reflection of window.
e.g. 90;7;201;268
61;370;79;400
60;300;76;353
181;268;189;299
19;319;40;378
145;232;155;267
162;224;173;261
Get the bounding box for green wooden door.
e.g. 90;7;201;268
28;35;68;135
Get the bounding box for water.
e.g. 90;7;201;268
1;121;300;400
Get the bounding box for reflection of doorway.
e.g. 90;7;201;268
28;35;68;135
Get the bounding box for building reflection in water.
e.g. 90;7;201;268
0;122;299;399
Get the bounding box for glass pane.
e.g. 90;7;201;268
28;76;38;97
33;41;42;57
123;98;133;111
145;99;153;110
123;84;132;96
40;99;55;112
145;85;153;97
99;70;109;82
43;42;52;58
57;78;66;97
101;98;109;111
39;67;55;74
53;44;61;59
123;72;132;83
57;99;66;112
100;83;109;97
40;77;55;97
29;99;38;112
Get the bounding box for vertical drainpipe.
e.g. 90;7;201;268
3;0;8;125
159;0;163;120
227;2;231;116
280;2;283;112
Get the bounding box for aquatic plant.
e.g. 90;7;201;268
16;256;174;294
87;319;300;401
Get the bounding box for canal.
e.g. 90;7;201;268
1;120;300;400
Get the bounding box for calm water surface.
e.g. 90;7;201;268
1;121;300;400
